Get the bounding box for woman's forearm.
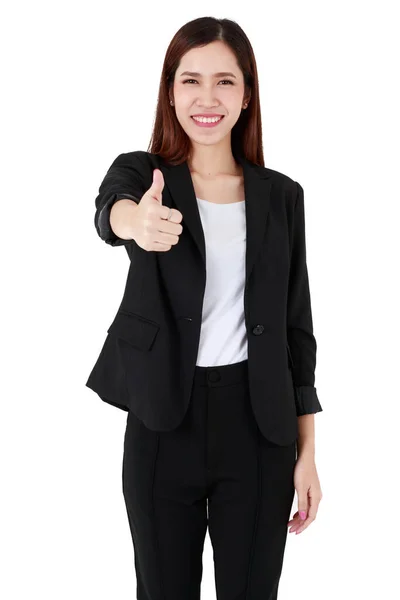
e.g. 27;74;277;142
109;198;139;240
297;414;316;458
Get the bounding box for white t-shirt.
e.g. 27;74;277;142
195;197;248;367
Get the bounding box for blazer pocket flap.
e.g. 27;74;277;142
107;310;160;351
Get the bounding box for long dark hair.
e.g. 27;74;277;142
148;17;265;167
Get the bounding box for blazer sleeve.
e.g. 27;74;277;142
287;182;323;416
94;151;147;246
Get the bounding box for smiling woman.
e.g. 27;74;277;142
87;14;323;600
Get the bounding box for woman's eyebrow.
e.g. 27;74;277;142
179;71;237;78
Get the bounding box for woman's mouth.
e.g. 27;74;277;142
191;115;225;128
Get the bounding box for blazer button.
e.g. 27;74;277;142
252;324;264;335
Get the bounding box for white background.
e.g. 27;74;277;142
1;1;399;598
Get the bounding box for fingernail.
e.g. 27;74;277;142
300;511;307;519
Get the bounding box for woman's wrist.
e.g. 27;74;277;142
297;414;316;458
110;199;139;240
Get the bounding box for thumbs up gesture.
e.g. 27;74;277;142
131;169;183;252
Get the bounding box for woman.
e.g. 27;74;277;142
86;16;323;600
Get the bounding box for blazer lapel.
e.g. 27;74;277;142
159;155;273;287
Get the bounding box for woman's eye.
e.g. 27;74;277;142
182;79;233;85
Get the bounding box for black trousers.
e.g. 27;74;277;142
122;359;297;600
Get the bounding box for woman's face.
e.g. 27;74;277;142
172;41;248;148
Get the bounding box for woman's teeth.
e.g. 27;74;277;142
192;116;223;123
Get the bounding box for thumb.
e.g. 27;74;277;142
148;168;165;204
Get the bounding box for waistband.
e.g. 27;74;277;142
193;359;249;387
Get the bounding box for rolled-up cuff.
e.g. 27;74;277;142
97;192;140;246
294;385;323;416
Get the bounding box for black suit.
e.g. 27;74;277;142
85;150;322;447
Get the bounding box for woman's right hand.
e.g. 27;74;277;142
130;169;183;252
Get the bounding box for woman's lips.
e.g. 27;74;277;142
191;115;225;128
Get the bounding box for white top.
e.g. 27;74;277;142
195;197;248;367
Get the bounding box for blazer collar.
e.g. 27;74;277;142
158;154;273;287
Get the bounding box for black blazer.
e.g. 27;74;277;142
85;150;322;446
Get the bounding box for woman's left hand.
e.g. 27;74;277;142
287;453;323;535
